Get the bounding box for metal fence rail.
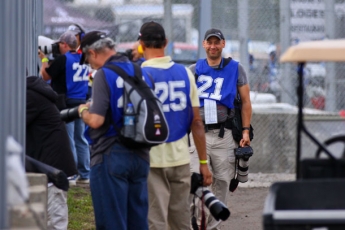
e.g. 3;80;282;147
0;0;42;227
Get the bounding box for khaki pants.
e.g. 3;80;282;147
148;164;191;230
47;185;68;230
190;128;237;230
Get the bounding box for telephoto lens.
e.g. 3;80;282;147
190;173;230;221
237;158;249;183
60;107;79;123
234;146;253;183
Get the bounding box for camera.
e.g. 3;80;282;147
38;35;54;54
60;107;79;123
190;172;230;221
116;49;134;61
234;146;254;183
38;35;61;58
235;146;253;160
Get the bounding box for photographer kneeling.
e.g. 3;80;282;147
39;31;90;186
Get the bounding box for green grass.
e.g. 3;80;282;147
67;186;95;230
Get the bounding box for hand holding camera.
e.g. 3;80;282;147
230;146;254;192
38;49;46;60
235;145;253;160
199;164;213;186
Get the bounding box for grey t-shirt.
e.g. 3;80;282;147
87;56;149;166
189;58;248;122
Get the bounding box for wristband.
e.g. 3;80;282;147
199;160;208;164
41;57;49;63
79;107;89;118
242;127;250;131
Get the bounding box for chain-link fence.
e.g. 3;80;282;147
43;0;345;173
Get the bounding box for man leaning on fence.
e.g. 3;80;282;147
78;31;152;230
189;28;252;230
138;21;213;230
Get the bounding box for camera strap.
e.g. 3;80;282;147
229;158;240;192
191;196;198;230
201;193;206;230
191;193;207;230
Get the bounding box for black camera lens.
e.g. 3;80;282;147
60;107;79;123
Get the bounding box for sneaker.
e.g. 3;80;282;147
68;175;78;187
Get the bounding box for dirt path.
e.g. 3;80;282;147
221;187;269;230
219;173;295;230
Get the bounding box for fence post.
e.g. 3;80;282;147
325;0;336;111
0;0;42;227
238;0;249;78
280;0;294;105
198;0;212;59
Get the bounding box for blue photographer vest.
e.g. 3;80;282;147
142;64;193;143
84;61;152;145
65;51;89;99
195;58;239;108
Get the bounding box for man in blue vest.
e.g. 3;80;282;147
189;28;252;229
138;21;212;230
77;31;152;230
39;30;90;186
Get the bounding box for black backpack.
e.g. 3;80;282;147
231;94;254;143
104;63;169;149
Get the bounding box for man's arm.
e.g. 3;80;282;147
237;83;252;147
79;69;109;129
38;50;51;81
186;66;212;185
191;107;212;186
78;105;105;129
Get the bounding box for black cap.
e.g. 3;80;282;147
138;21;166;41
204;28;225;40
79;31;107;65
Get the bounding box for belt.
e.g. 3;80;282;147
205;120;233;131
205;123;222;130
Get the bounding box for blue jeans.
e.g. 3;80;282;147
90;143;150;230
66;118;90;179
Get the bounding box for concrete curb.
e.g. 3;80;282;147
239;173;296;188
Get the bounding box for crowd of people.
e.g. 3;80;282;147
29;20;252;230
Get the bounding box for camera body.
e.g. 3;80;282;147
116;49;134;61
234;146;253;160
190;173;230;221
51;43;61;58
38;35;61;58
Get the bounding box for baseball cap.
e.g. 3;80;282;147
67;23;85;35
79;31;107;64
204;28;225;40
138;21;166;41
55;31;77;48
